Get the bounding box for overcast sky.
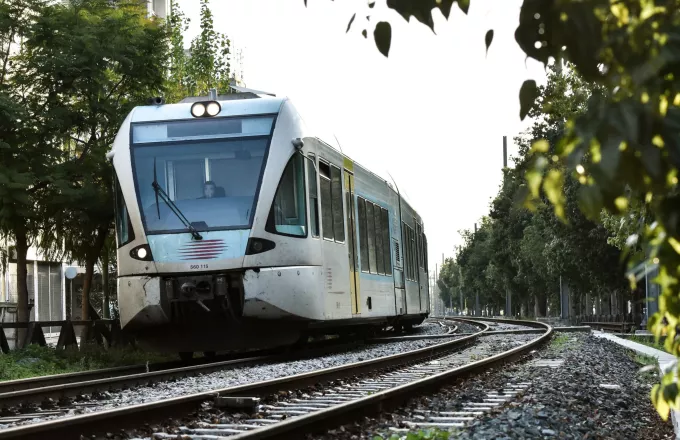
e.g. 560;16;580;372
176;0;547;278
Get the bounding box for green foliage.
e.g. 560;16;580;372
435;63;627;320
1;0;169;322
0;344;174;381
372;427;452;440
551;333;571;348
166;0;234;102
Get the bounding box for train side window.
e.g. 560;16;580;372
382;208;392;275
416;224;423;269
423;233;429;275
114;173;135;248
330;165;345;243
406;226;411;280
374;204;384;275
267;154;307;237
319;161;334;240
410;225;417;279
358;197;369;272
404;223;413;281
366;202;377;273
307;154;319;238
411;229;418;281
401;223;407;280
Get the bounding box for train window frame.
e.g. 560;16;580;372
113;172;135;248
401;222;409;281
416;223;423;270
128;113;278;236
358;197;369;273
381;208;392;275
374;204;384;275
330;164;345;243
366;201;377;273
307;154;320;238
265;153;308;238
411;225;417;280
319;160;335;241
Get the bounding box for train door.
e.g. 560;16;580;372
344;170;360;315
393;216;406;315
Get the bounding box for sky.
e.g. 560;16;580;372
176;0;547;278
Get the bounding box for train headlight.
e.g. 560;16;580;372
206;101;221;116
130;244;154;261
191;101;221;118
191;102;206;118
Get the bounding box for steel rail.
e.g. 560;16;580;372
0;322;447;394
0;335;366;395
0;337;373;408
221;318;552;439
0;321;489;440
0;350;267;394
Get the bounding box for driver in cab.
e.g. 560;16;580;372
200;181;224;199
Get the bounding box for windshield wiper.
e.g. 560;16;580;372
152;159;203;240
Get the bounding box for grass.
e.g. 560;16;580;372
550;333;571;348
373;428;454;440
629;335;666;352
633;352;659;367
0;343;176;382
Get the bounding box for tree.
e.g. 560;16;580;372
437;258;459;306
323;0;680;418
17;0;169;322
0;0;54;332
165;0;233;103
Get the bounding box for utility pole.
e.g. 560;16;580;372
459;264;463;315
473;223;479;316
503;135;508;169
502;135;511;317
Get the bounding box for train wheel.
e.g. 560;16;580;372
179;351;194;362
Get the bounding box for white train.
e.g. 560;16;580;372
108;89;430;356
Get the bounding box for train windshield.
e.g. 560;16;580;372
131;115;274;234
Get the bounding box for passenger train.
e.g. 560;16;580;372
108;88;430;356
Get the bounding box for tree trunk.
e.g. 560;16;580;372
102;245;109;319
81;226;109;323
14;226;29;344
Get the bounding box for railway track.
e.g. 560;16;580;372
0;318;551;440
0;321;455;414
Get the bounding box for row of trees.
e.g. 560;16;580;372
437;63;634;320
0;0;236;328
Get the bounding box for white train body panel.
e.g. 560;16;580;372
110;93;430;352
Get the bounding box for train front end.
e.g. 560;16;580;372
109;94;322;353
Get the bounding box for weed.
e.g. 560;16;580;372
0;344;175;382
550;334;571;348
373;428;452;440
629;336;665;352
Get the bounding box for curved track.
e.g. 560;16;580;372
0;320;489;440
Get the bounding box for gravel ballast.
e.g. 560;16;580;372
121;334;536;440
0;322;472;429
315;333;673;439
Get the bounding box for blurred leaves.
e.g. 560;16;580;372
484;29;493;55
374;21;391;57
519;80;539;121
